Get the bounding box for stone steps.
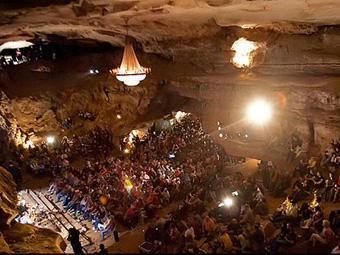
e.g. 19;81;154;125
36;191;93;250
26;189;92;253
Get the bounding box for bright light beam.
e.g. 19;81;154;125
46;136;55;144
231;38;259;68
246;99;272;125
223;197;233;207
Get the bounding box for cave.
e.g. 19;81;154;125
1;0;340;254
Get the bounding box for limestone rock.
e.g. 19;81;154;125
0;166;18;227
0;232;12;253
3;223;66;254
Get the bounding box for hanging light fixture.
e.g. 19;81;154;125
110;17;150;86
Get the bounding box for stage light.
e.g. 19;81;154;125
89;69;94;74
95;69;99;74
116;114;122;119
246;99;271;125
231;38;259;68
232;191;239;196
46;136;55;144
223;197;233;207
219;133;223;138
218;126;221;130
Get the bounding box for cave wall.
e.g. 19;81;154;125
0;0;340;156
0;46;160;147
0;166;66;253
1;26;340;155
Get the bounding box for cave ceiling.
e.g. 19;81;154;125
0;0;340;157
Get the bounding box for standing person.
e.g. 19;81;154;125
99;244;109;254
67;228;83;255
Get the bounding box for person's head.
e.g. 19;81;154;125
322;220;330;228
231;218;238;224
99;244;105;250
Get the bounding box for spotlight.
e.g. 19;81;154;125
232;191;239;196
218;126;221;130
89;69;94;74
246;99;271;125
95;69;99;74
116;114;122;119
223;197;233;207
46;136;55;144
219;133;223;138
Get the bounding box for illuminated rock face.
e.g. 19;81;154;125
0;0;340;154
0;166;66;253
0;166;18;226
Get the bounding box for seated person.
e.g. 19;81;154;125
312;171;325;191
302;206;324;231
272;196;292;222
251;223;265;252
240;204;254;225
324;172;336;202
276;223;296;246
305;169;316;190
219;230;235;252
309;220;336;248
227;218;242;236
202;215;215;234
292;179;310;202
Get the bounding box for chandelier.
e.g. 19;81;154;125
110;17;150;86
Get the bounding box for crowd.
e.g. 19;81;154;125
322;139;340;173
3;112;340;254
19;114;251;248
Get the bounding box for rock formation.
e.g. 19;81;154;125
0;0;340;155
0;166;66;253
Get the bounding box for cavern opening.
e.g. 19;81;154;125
1;1;340;254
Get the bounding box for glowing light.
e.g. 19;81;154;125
124;148;130;154
231;38;259;68
46;136;55;144
223;197;233;207
89;69;94;74
246;99;272;125
0;40;34;53
110;44;150;86
219;133;223;138
175;111;188;122
116;114;122;119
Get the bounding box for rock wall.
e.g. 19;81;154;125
0;0;340;157
0;166;18;226
0;166;66;254
0;47;160;147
